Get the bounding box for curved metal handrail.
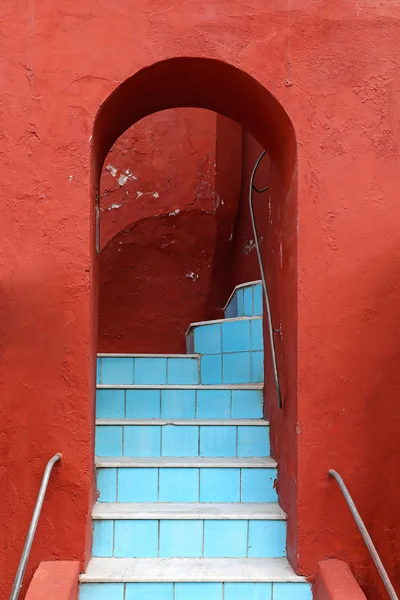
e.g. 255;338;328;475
249;150;282;409
10;453;62;600
329;469;398;600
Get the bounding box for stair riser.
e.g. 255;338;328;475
95;425;270;458
93;519;286;559
97;350;263;386
79;581;312;600
200;351;263;384
97;467;278;503
96;389;263;420
189;318;263;355
97;357;200;386
225;283;263;319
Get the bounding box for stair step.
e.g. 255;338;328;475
95;420;270;458
80;557;306;583
96;386;264;420
96;419;268;426
96;456;276;468
224;281;263;319
93;503;286;520
97;355;200;386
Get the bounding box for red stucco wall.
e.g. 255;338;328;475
98;108;242;353
1;2;400;599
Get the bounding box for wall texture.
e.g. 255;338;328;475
1;2;400;599
98;109;242;353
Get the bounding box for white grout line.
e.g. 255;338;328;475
97;384;263;390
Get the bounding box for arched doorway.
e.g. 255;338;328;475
90;56;298;563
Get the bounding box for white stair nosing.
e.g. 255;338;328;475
98;353;200;358
97;383;264;390
92;502;286;521
186;315;262;336
80;557;306;583
223;280;263;311
96;419;269;426
95;456;277;468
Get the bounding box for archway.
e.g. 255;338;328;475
91;56;298;563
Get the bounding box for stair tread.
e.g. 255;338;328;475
96;419;269;426
96;456;277;468
97;383;263;389
80;557;305;583
92;502;286;520
98;353;200;358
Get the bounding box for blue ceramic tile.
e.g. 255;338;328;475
200;355;223;384
237;426;269;457
243;286;254;316
196;389;231;419
251;352;264;383
93;520;113;557
134;358;167;385
97;468;117;502
126;583;173;600
101;358;134;385
96;358;101;384
126;390;161;419
159;468;199;502
222;320;251;353
241;468;278;503
161;390;196;419
175;583;222;600
118;468;158;502
273;583;312;600
199;468;240;502
253;285;263;316
248;520;286;558
225;298;237;319
167;358;199;384
193;324;222;354
251;319;264;351
204;520;248;557
159;520;203;557
114;520;158;557
124;426;161;457
95;426;122;457
237;289;244;316
225;583;272;600
231;390;263;419
223;353;251;384
162;425;198;457
96;389;125;419
80;583;124;600
200;426;237;457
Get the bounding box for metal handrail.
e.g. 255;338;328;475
329;469;398;600
249;150;282;409
10;453;62;600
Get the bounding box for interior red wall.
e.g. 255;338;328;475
2;2;400;599
98;109;242;353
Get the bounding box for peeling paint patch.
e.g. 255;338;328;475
169;209;180;216
136;191;143;198
244;239;255;255
106;165;118;178
107;202;123;211
186;271;199;282
153;192;159;198
69;175;73;182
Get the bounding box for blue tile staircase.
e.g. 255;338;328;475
80;282;312;599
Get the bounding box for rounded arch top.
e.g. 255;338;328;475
92;57;296;181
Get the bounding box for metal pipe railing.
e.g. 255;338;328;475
249;150;282;409
10;453;62;600
329;469;398;600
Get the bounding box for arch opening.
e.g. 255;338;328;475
91;56;298;565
